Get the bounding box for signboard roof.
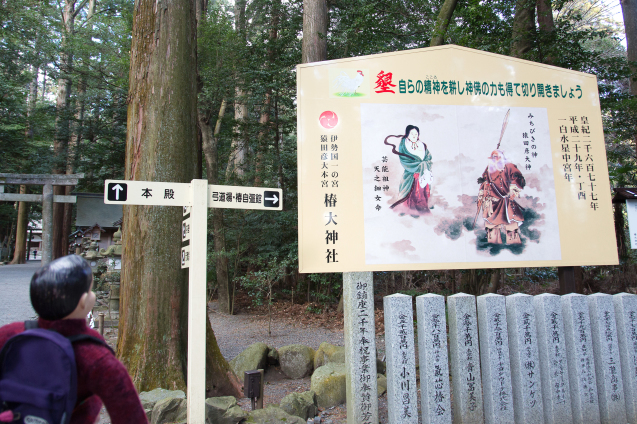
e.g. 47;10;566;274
297;45;617;272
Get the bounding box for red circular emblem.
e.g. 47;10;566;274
319;111;339;129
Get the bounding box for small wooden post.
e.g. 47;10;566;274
98;312;105;336
256;369;265;409
558;266;576;295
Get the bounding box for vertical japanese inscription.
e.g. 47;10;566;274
558;115;597;210
477;294;514;424
448;293;484;424
613;293;637;424
561;293;600;424
588;293;627;424
343;272;378;424
506;293;544;424
322;134;340;264
417;294;451;424
533;293;573;424
522;113;538;173
372;156;390;211
384;294;417;423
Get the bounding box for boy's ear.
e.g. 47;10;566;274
77;292;89;310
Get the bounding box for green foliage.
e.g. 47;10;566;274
2;0;636;300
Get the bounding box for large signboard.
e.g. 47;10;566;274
297;45;618;273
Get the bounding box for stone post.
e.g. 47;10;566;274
416;294;451;424
477;293;514;424
614;293;637;424
448;293;484;424
344;272;378;424
587;293;627;424
384;294;417;424
533;293;573;424
561;293;600;424
506;293;544;424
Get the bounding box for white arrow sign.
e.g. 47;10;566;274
207;184;282;210
111;184;124;200
104;180;190;206
265;194;278;204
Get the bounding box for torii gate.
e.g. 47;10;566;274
0;173;84;265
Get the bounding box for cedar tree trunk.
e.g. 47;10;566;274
10;186;28;264
302;0;327;63
511;0;536;58
119;0;198;391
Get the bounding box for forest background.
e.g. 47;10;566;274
1;0;637;392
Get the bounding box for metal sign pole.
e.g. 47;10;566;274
187;179;208;424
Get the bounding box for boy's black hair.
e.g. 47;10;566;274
30;254;93;320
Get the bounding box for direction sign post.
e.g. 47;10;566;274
187;179;207;423
104;178;282;424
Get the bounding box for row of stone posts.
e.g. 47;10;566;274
344;273;637;424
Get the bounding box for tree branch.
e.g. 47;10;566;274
73;0;90;19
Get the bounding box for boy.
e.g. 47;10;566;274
0;255;147;423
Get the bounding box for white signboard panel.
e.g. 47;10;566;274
208;184;282;210
181;245;190;269
104;179;190;206
182;217;191;242
627;199;637;249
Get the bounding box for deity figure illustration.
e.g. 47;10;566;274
384;125;433;214
474;110;526;244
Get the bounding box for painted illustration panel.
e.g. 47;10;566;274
361;104;561;264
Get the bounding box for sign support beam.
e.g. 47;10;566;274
187;179;208;424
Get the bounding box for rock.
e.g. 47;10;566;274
267;346;279;366
246;405;306;424
205;396;246;424
377;374;387;396
278;344;315;379
313;342;345;369
151;397;187;424
139;388;186;411
280;390;318;420
310;363;346;408
229;342;269;379
144;407;153;423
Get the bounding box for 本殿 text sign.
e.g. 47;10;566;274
296;45;617;273
104;180;282;211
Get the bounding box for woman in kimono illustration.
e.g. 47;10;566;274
384;125;433;213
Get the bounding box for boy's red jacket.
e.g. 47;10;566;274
0;318;148;424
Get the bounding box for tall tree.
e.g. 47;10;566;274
119;0;241;396
119;0;196;390
511;0;536;58
302;0;327;63
430;0;458;46
225;0;248;183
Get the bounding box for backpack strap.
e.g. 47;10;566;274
24;320;38;330
23;320;115;355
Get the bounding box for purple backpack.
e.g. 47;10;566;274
0;321;113;424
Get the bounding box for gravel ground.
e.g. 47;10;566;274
208;301;400;424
